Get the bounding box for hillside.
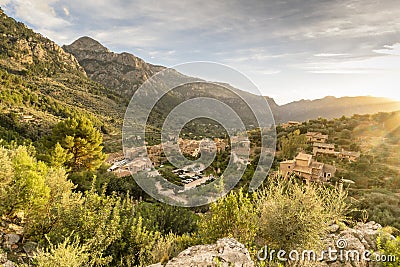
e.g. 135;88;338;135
0;8;126;150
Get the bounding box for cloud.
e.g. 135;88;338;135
373;43;400;55
249;69;281;75
1;0;400;103
62;7;69;16
2;0;70;29
304;53;400;74
314;53;349;57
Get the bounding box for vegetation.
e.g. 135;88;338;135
0;145;197;266
377;234;400;267
274;112;400;230
0;143;354;266
0;7;399;266
278;129;307;160
198;178;350;257
46;116;106;172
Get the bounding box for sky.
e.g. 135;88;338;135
1;0;399;104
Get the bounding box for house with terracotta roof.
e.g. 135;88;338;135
280;152;336;183
312;142;361;162
281;121;301;129
306;132;329;143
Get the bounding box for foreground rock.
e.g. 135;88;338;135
149;222;394;267
148;238;254;267
0;221;37;267
0;221;395;266
315;221;393;267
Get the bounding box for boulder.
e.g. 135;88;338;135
148;238;254;267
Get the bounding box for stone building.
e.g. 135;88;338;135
312;142;336;156
280;152;336;183
281;121;301;129
306;131;329;143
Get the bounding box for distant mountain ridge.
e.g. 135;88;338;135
63;37;400;123
275;96;400;122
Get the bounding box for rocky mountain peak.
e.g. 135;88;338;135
63;37;164;97
65;36;110;53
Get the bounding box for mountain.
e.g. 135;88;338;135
0;11;84;76
0;8;126;151
64;36;400;123
275;96;400;122
1;6;399;151
63;37;164;98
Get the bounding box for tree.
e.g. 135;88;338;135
0;146;50;216
197;189;258;246
49;142;72;169
279;129;307;159
50;116;105;172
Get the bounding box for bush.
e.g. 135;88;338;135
197;188;258;246
34;236;90;267
257;178;349;251
135;202;199;235
198;178;350;256
377;235;400;267
0;146;50;216
357;191;400;229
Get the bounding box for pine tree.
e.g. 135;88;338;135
49;142;73;169
51;116;105;172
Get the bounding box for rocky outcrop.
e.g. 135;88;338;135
148;222;394;267
317;221;391;267
0;9;85;75
0;8;85;75
63;36;164;97
148;238;254;267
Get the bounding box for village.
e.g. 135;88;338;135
106;121;361;188
106;137;231;189
279;128;361;184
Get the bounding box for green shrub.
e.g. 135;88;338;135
198;178;350;257
197;188;258;246
135;202;199;235
256;178;349;251
34;236;90;267
0;146;50;216
377;235;400;267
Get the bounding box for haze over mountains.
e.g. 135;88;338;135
63;36;400;123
